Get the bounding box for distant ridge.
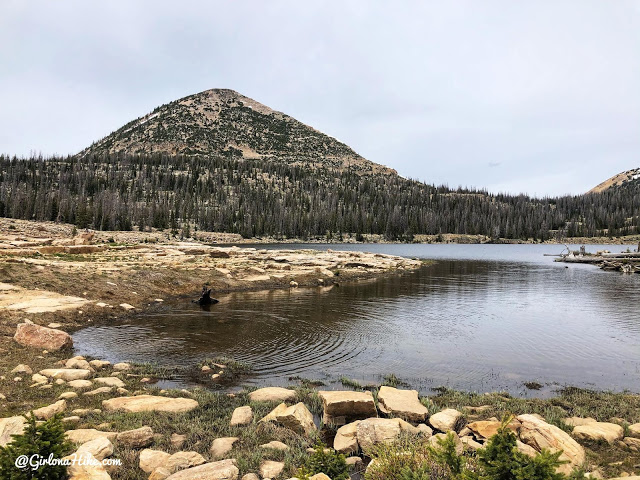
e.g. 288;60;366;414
589;168;640;194
80;88;396;175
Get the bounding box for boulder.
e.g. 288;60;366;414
356;417;418;451
467;419;521;440
117;426;154;448
241;474;259;480
59;391;78;400
40;368;91;381
85;387;113;396
429;409;463;432
210;437;239;458
140;449;171;473
572;422;624;444
113;362;131;371
89;360;111;370
377;386;429;422
66;451;111;480
318;390;377;421
66;429;118;444
165;451;206;474
68;379;93;388
629;423;640;436
260;460;285;478
103;395;199;413
517;414;586;474
165;459;239;480
11;364;32;374
230;406;253;426
95;377;125;388
33;399;66;420
273;402;316;435
248;387;296;402
76;436;114;461
149;467;171;480
66;358;92;370
261;402;289;423
334;421;361;454
14;323;73;350
0;416;26;446
260;440;289;451
564;417;597;427
31;373;48;384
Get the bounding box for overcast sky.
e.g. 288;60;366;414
1;1;639;196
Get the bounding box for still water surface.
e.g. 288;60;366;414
73;244;640;395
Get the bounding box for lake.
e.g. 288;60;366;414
73;244;640;396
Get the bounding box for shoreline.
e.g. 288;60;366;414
1;218;639;478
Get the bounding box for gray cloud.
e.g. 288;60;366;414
1;0;638;196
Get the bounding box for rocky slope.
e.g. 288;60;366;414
80;88;395;175
588;167;640;194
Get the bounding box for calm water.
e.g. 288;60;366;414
74;244;640;396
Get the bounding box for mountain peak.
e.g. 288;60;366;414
81;89;395;175
588;167;640;194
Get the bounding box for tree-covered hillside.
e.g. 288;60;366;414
1;153;638;241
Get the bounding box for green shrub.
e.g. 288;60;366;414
297;444;349;480
0;413;73;480
471;416;569;480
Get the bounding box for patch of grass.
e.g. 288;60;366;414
382;374;409;388
288;376;326;388
524;381;543;390
339;377;363;390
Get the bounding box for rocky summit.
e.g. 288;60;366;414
80;88;395;175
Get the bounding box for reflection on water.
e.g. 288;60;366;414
73;244;640;395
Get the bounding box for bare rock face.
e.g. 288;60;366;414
356;418;417;452
14;323;73;350
334;421;361;454
572;422;624;444
318;390;377;422
103;395;199;413
165;459;239;480
517;414;586;474
117;426;154;448
0;416;26;447
248;387;296;402
230;406;253;426
210;437;239;458
377;386;429;422
429;408;463;433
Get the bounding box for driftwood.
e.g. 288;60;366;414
195;286;219;306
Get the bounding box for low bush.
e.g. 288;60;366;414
0;413;73;480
